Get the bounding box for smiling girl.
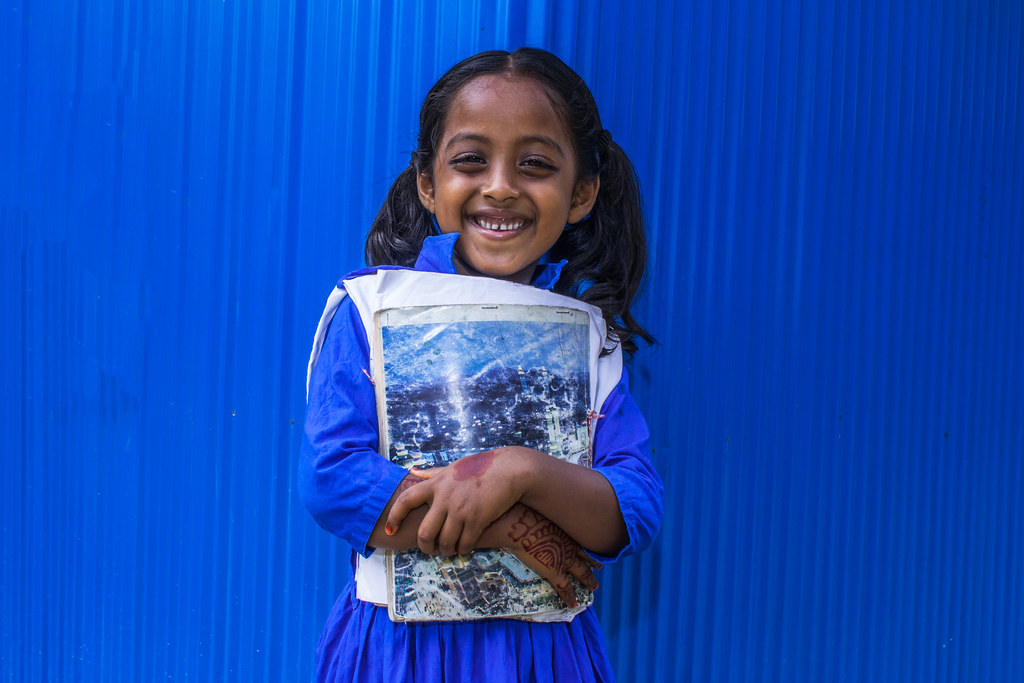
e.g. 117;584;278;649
302;48;664;682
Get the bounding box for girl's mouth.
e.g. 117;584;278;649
471;216;528;232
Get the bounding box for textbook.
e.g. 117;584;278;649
372;303;595;622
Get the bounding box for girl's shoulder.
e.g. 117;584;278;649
335;264;411;290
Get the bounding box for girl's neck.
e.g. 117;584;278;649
451;248;537;286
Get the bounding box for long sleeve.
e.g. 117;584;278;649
299;295;408;557
590;368;665;562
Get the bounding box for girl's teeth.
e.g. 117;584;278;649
478;218;523;231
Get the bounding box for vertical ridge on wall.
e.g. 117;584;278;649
2;1;1022;681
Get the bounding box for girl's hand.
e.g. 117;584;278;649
489;504;601;608
385;448;530;556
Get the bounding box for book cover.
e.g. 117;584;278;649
372;303;595;622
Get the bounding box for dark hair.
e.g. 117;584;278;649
366;47;654;354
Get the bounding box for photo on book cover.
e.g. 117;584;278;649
373;303;596;621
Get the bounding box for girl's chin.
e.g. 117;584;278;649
452;251;536;284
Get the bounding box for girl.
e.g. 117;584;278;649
301;48;663;682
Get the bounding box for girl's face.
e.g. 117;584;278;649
417;74;599;284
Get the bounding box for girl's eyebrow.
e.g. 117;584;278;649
518;135;567;156
444;132;490;150
444;132;567;156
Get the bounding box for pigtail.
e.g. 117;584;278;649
365;166;435;267
552;136;655;356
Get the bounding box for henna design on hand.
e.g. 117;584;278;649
500;506;598;607
507;508;574;577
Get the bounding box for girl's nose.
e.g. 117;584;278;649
482;164;520;202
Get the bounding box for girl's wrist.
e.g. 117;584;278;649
476;503;526;550
511;446;565;511
498;446;542;504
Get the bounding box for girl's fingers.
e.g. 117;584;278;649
578;547;603;570
567;550;599;592
409;467;440;480
513;550;581;608
416;505;446;555
385;482;432;535
523;555;576;608
436;516;466;557
506;545;577;608
552;576;578;609
456;520;486;555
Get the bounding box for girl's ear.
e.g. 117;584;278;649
416;171;436;213
567;176;600;224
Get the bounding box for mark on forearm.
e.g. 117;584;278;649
451;449;498;482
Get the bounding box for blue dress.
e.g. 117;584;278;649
301;234;664;682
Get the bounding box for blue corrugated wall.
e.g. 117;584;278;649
2;1;1022;680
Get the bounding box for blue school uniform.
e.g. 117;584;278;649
301;234;664;682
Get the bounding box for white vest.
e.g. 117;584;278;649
307;269;622;615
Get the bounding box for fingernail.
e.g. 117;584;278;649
384;523;395;536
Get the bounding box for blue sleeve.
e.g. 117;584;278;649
299;295;408;557
590;368;665;563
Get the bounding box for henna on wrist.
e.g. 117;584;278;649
506;507;574;574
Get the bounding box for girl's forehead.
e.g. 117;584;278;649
440;74;570;146
456;73;553;102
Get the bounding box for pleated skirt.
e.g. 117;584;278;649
313;581;617;683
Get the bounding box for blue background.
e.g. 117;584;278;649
3;1;1022;680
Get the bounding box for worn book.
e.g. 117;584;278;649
371;303;596;622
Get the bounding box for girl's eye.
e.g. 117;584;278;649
452;154;486;166
522;157;557;172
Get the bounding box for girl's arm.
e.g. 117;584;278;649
300;297;410;556
386;448;627;557
512;447;630;556
386;369;664;561
368;475;600;608
304;295;660;576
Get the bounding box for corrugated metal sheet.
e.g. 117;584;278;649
2;1;1021;680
